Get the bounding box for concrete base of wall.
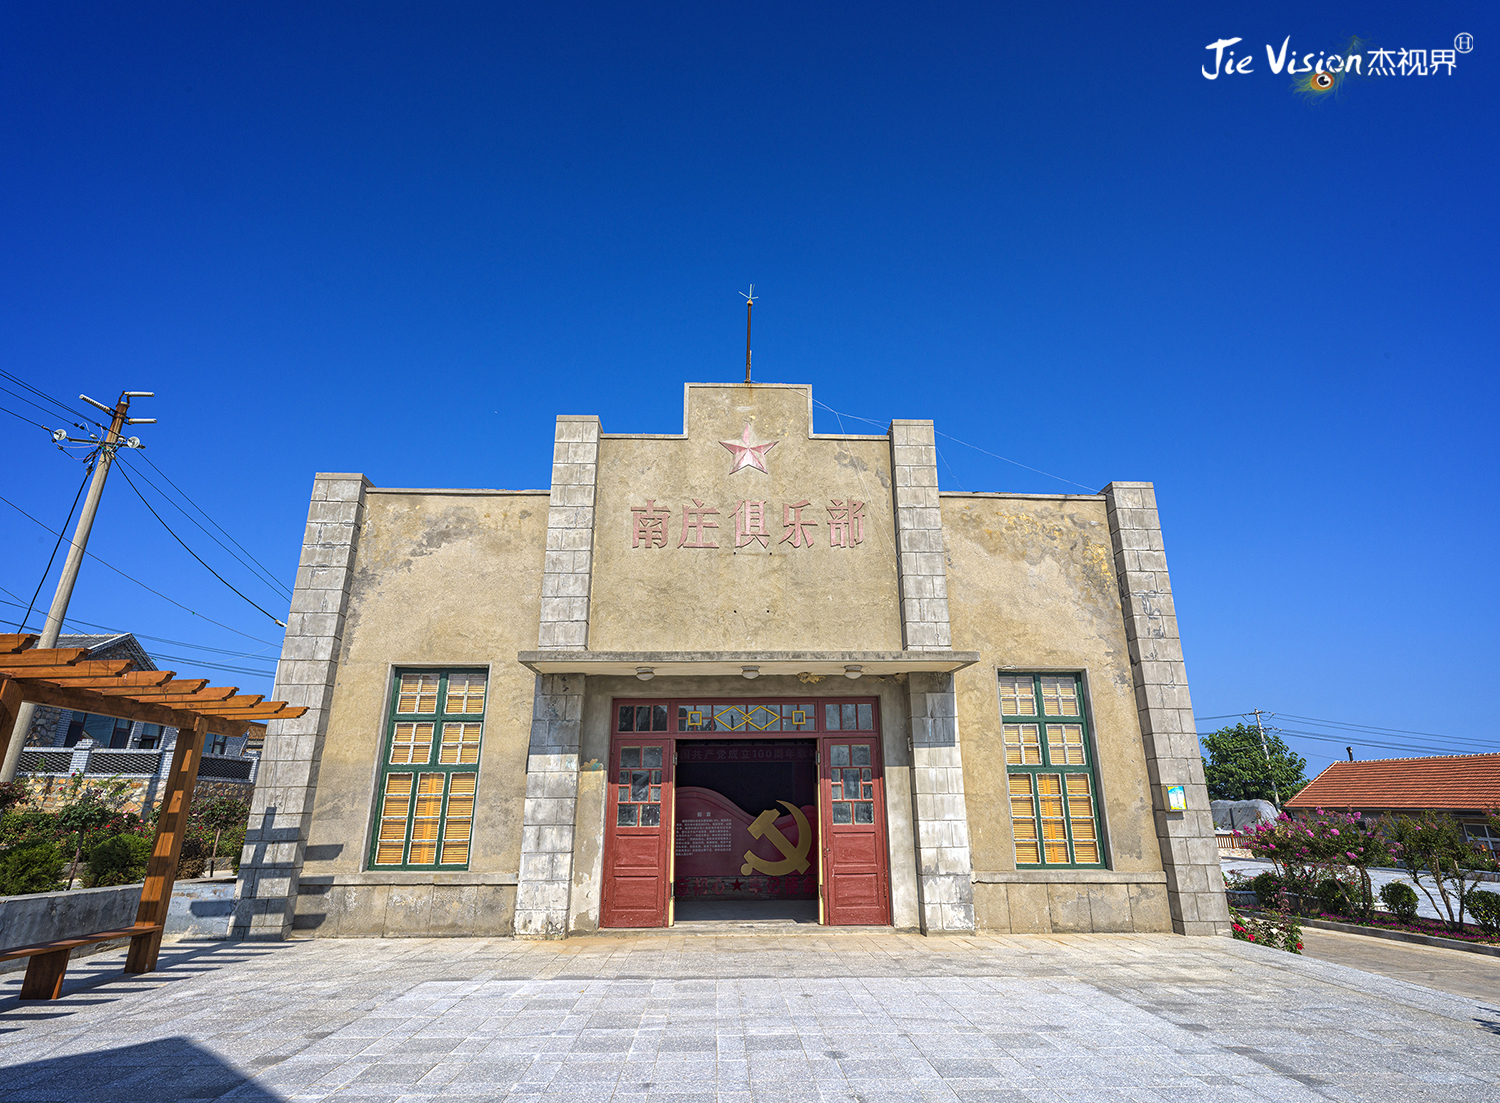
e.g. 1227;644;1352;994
972;871;1174;934
291;882;517;937
0;878;239;973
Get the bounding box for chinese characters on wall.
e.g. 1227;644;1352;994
631;498;867;550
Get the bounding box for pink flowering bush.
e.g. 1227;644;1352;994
1236;808;1390;915
1230;909;1303;953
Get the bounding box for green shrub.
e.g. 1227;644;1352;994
86;834;154;887
1468;889;1500;936
1251;871;1284;906
1380;880;1420;922
0;809;61;850
1314;879;1352;915
0;841;66;895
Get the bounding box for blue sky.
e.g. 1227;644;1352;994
1;2;1495;778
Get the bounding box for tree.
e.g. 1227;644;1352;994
1386;811;1500;932
1201;723;1308;804
53;774;134;888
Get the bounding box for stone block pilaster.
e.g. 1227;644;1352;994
906;673;976;933
890;420;974;933
538;416;601;650
889;420;952;650
233;473;370;941
515;415;600;938
513;675;585;938
1102;481;1230;936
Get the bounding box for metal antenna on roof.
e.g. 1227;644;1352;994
741;285;757;384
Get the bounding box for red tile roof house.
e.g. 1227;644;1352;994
1284;753;1500;853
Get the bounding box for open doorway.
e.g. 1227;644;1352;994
672;739;819;924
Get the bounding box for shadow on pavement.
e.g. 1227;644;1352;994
0;1036;283;1101
0;940;294;1024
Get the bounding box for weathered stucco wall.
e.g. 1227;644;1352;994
941;493;1171;934
565;672;920;934
291;489;547;937
589;383;903;653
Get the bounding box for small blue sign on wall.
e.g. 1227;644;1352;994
1165;784;1187;812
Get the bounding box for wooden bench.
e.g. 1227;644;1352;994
0;922;164;1000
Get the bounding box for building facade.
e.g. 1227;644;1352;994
233;383;1228;940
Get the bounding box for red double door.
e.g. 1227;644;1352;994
601;700;891;928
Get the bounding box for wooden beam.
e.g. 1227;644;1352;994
133;688;240;706
0;660;134;681
46;671;175;691
127;716;207;974
201;694;263;710
11;680;260;739
0;634;39;653
0;649;91;668
92;678;209;697
201;706;301;720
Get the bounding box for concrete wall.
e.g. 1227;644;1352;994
589;383;903;654
287;489;547;937
941;492;1171;934
1;878;237;972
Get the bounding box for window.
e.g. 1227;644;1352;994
999;673;1105;868
1465;823;1500;854
371;670;487;869
137;724;162;750
209;735;228;756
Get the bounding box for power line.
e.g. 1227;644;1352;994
1272;711;1473;742
1272;726;1497;755
0;370;104;432
143;652;276;678
0;491;281;646
113;461;288;627
126;453;292;600
0;590;278;661
809;398;1097;492
0;403;52;432
15;455;95;631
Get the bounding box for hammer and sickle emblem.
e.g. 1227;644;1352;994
740;801;812;876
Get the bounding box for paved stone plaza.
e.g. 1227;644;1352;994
1;931;1497;1103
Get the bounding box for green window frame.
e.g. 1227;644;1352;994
999;672;1106;869
370;668;488;870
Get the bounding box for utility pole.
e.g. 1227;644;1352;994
741;285;756;383
1252;707;1280;807
1;391;154;782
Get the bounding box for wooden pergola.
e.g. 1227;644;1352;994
0;632;304;984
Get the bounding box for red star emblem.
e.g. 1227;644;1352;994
731;879;744;891
720;423;777;475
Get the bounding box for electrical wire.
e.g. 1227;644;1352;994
142;652;276;678
1272;726;1497;755
123;453;292;600
1273;712;1469;742
0;403;53;432
810;398;1097;492
1196;710;1495;754
0;591;278;662
113;461;288;627
14;454;95;631
0;370;104;432
0;491;281;646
